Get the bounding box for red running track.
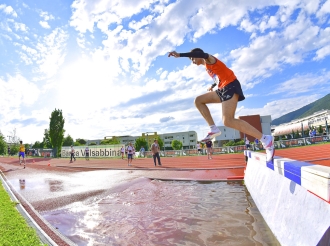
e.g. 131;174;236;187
0;143;329;245
1;143;329;179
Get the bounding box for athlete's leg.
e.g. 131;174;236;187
222;94;275;161
221;94;263;139
156;152;161;165
195;91;223;141
194;91;221;126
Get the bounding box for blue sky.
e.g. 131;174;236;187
1;0;330;144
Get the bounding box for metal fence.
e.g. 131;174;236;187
273;135;330;149
55;135;330;158
138;134;330;157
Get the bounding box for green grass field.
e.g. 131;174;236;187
0;180;45;246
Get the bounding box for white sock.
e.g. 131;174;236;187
260;135;269;144
210;125;219;132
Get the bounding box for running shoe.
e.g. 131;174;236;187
262;135;275;162
201;131;221;142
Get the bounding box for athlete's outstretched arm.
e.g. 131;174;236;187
168;51;209;59
168;51;180;58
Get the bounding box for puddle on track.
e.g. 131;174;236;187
41;178;280;246
6;169;279;245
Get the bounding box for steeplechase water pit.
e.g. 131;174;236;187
6;168;279;246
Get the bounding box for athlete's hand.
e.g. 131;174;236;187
207;86;213;91
168;51;180;58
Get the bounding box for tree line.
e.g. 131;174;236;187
0;109;65;157
1;108;194;156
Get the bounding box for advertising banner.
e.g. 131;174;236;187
61;145;122;158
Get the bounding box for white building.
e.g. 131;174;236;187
87;130;198;150
272;110;330;136
213;115;272;147
160;131;197;149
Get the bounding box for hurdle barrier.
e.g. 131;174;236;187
244;150;330;246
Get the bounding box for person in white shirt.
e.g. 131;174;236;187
196;142;202;155
120;146;125;159
245;138;251;150
126;142;135;166
151;139;162;166
139;146;145;158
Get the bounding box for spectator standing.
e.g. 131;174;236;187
245;138;251;150
312;128;317;137
139;146;145;158
7;146;10;157
205;140;213;159
309;130;313;137
196;142;202;155
18;141;26;169
126;142;135;166
70;145;76;162
254;138;260;150
151;139;162;166
120;146;125;159
85;146;89;161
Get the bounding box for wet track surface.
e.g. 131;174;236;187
1;144;329;245
3;167;279;245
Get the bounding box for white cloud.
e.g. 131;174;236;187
128;15;154;30
36;28;68;78
239;94;321;121
37;11;54;29
0;33;12;41
68;0;330;85
39;20;50;29
314;45;330;60
0;75;41;117
1;0;330;143
229;8;330;87
11;27;68;75
40;11;54;21
316;0;330;18
3;5;17;17
0;21;13;32
270;72;330;95
14;22;28;32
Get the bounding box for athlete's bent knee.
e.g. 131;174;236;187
223;117;234;127
194;96;202;106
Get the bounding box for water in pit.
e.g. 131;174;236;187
41;178;280;246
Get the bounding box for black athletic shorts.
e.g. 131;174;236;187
216;79;245;102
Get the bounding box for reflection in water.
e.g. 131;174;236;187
43;179;280;246
46;179;64;192
19;179;25;190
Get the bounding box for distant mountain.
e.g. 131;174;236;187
272;93;330;126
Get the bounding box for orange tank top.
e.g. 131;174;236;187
205;57;237;88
